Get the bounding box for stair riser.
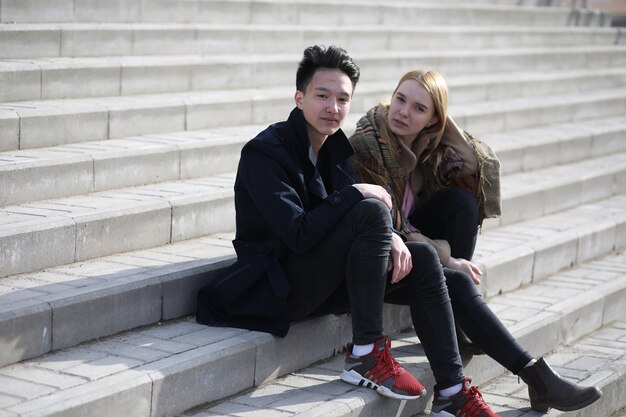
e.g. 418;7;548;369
4;55;626;104
458;95;626;136
0;26;619;59
500;165;626;227
496;123;626;176
0;0;568;26
0;194;233;279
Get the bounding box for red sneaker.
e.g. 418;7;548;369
431;378;501;417
340;337;426;400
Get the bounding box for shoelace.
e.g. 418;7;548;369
459;386;491;417
371;340;403;381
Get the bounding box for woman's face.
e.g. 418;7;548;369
387;79;438;145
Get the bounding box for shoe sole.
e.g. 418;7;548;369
430;411;455;417
340;369;426;400
531;388;603;412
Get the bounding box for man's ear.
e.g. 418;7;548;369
294;90;304;109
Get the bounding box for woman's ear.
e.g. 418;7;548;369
427;115;439;128
294;90;304;109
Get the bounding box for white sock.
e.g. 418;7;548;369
439;383;462;398
352;343;374;356
524;358;537;368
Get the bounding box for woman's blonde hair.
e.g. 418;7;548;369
385;69;449;161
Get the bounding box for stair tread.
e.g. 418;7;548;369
194;316;626;417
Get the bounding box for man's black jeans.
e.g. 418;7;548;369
283;198;464;389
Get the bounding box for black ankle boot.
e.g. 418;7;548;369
517;358;602;412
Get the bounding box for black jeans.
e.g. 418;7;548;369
408;186;479;260
445;268;533;374
284;198;464;389
409;187;534;374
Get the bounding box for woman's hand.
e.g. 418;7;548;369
447;257;482;285
389;233;412;284
352;183;392;210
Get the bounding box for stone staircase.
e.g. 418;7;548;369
1;0;625;416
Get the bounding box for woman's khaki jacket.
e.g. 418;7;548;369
349;103;501;265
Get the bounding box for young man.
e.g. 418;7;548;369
197;45;502;416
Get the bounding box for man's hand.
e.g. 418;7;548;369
352;183;392;210
447;257;482;285
389;233;412;284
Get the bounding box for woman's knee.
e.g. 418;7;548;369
445;187;478;221
444;268;481;301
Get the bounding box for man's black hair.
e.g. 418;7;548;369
295;45;360;92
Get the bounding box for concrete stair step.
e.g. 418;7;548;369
2;80;625;151
496;152;626;226
424;319;626;417
0;233;238;367
1;144;625;278
0;172;236;279
0;125;255;206
3;113;626;207
0;0;570;26
2;249;623;417
475;194;626;298
186;317;626;417
450;87;626;135
1;23;620;59
3;48;626;101
0;87;288;151
0;22;620;59
1;191;625;368
486;116;626;176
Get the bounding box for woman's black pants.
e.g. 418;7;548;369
409;187;534;374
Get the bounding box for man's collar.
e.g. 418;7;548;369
288;107;354;165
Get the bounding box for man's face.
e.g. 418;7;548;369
295;68;353;145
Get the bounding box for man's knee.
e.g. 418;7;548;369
406;241;440;266
350;198;392;229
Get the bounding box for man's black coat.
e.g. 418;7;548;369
197;107;364;336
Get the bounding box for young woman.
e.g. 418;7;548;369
349;69;602;413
